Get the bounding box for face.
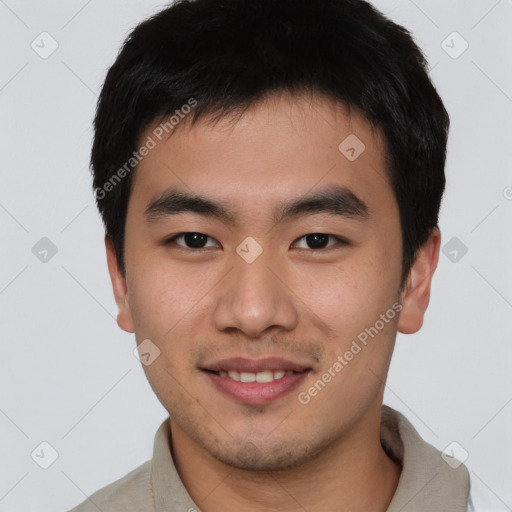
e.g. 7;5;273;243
106;92;439;471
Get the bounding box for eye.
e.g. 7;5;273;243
165;232;220;249
292;233;348;250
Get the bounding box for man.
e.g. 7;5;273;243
70;0;477;510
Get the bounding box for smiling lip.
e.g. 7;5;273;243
200;356;313;405
200;356;313;373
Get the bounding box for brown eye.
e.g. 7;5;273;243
166;232;220;249
292;233;347;250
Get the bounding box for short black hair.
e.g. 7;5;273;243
91;0;448;287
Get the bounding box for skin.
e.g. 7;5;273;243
105;91;441;511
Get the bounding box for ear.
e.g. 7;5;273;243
105;235;135;333
397;227;441;334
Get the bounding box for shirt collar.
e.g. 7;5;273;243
381;405;470;511
150;405;470;511
150;418;198;511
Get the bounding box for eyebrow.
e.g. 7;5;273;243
144;185;369;225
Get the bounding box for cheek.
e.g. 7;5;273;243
128;261;207;338
302;255;397;333
299;259;399;417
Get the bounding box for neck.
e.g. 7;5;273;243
170;405;402;512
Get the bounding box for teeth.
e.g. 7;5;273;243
256;370;274;383
240;372;256;383
228;371;240;381
217;370;296;382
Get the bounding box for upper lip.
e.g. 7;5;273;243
201;356;313;373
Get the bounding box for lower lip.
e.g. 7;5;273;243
203;371;310;405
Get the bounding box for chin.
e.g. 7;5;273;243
204;437;326;473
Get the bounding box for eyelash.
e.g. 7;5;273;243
164;232;349;251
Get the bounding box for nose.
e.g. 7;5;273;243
212;247;299;339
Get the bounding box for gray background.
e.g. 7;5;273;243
0;0;511;510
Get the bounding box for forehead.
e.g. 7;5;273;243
129;92;393;220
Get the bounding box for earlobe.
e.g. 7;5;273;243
397;228;441;335
105;235;135;333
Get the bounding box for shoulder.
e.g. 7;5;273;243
466;472;506;512
68;459;154;512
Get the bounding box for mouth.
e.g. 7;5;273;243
203;368;303;382
200;356;313;405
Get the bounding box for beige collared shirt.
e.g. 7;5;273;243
69;405;470;511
